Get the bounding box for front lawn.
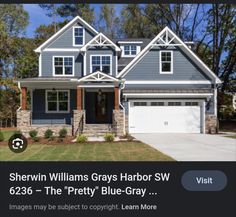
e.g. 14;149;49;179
0;130;16;141
0;142;174;161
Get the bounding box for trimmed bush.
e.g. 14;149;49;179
0;131;4;142
29;130;38;139
59;128;67;138
76;134;88;143
104;133;115;142
44;129;53;139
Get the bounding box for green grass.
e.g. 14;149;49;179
225;135;236;140
0;142;174;161
0;130;16;141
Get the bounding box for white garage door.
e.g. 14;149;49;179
129;101;202;133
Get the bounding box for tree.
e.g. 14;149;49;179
98;4;121;39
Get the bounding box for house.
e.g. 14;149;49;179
16;16;221;137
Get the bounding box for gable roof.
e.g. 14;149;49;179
35;16;98;53
80;32;121;52
117;27;221;84
77;71;120;83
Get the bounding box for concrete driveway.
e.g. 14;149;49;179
133;133;236;161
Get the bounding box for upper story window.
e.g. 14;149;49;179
124;45;137;56
91;55;111;74
73;26;84;46
160;51;173;74
53;56;74;76
46;90;69;113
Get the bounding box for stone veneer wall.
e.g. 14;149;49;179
113;110;125;136
73;110;85;136
17;110;72;137
205;115;218;134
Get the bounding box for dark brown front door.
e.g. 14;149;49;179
95;92;108;122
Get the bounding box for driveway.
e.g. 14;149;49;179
133;133;236;161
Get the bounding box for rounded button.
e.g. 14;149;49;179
181;170;227;191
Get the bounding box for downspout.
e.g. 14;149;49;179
119;79;126;135
17;81;22;111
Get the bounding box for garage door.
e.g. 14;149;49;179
129;101;201;133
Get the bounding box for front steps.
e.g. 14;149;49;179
82;124;113;136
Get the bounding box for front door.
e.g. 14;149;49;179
85;91;114;124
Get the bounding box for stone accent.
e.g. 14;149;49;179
113;110;125;136
205;115;218;134
83;124;112;136
73;110;85;136
17;110;72;137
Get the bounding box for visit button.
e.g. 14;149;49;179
181;170;227;191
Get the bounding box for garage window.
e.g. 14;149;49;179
168;102;181;106
151;102;164;106
185;102;199;106
133;102;147;106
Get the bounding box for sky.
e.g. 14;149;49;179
23;4;123;38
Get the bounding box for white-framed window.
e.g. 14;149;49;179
151;102;164;106
124;45;137;56
46;90;70;113
53;56;74;76
133;102;147;106
168;102;181;106
185;102;199;106
73;26;84;46
90;55;112;74
160;51;173;74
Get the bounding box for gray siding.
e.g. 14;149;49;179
86;48;117;77
48;23;95;48
32;89;76;124
41;52;83;77
124;48;211;81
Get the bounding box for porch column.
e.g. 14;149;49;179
77;86;83;110
114;87;119;110
21;87;27;110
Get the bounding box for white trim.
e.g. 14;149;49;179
35;16;98;53
72;26;85;47
44;48;80;52
202;100;205;134
45;90;70;113
123;93;213;97
214;87;217;116
84;52;87;76
118;41;143;44
52;56;75;77
125;80;211;84
116;55;118;75
90;55;112;75
121;45;140;57
80;32;121;52
117;27;221;84
39;54;42;77
159;50;173;74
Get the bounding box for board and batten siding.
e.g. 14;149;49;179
41;52;83;77
124;48;211;81
48;23;95;49
86;48;117;76
32;89;77;124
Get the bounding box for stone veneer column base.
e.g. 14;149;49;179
73;110;85;136
205;115;218;134
113;110;125;137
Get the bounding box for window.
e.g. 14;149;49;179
91;55;111;74
151;102;164;106
168;102;181;106
133;102;147;106
46;90;69;113
160;51;173;74
185;102;199;106
124;45;137;56
53;57;74;76
74;26;84;46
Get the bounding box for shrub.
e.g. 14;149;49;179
59;128;67;138
124;133;134;141
29;130;38;139
76;134;88;143
104;133;115;142
44;129;53;139
0;131;4;142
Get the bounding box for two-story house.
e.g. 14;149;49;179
17;16;221;137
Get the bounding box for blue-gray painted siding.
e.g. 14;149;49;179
48;23;95;48
86;48;117;77
32;89;76;124
124;48;211;81
41;52;83;77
